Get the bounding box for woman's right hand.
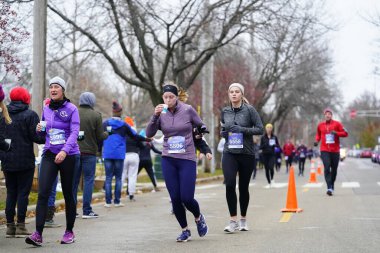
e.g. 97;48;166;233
36;123;42;132
154;104;164;116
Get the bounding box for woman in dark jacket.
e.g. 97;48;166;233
260;124;280;187
1;87;45;238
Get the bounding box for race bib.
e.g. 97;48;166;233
326;133;335;144
277;158;281;163
228;133;243;149
300;153;306;158
49;128;66;145
269;139;276;146
168;136;186;154
285;156;289;161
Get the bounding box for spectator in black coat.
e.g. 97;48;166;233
1;87;45;238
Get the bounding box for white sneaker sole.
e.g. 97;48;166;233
224;228;239;233
176;236;191;242
82;215;99;219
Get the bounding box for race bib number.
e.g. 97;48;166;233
168;136;186;154
277;158;281;163
285;156;289;161
300;153;306;158
326;134;335;144
228;133;243;149
269;139;276;146
49;128;66;145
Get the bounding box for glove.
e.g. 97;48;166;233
77;135;85;141
220;131;228;139
313;142;318;147
330;130;337;135
229;125;244;133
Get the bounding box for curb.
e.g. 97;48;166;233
0;175;224;219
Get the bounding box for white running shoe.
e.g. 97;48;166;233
104;203;112;208
114;203;125;207
224;220;239;233
239;219;249;231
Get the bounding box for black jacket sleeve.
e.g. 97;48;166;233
194;136;212;155
28;111;45;144
150;143;162;155
0;117;10;151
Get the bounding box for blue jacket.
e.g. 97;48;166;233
102;117;137;159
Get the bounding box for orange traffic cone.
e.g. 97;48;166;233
317;161;323;175
281;166;303;213
308;160;318;183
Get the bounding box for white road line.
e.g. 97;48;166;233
272;183;288;188
263;183;288;189
196;184;221;190
303;183;324;188
341;182;360;188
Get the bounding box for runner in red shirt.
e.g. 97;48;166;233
282;140;295;173
314;108;348;196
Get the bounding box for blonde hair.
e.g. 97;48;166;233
178;87;189;103
0;101;12;124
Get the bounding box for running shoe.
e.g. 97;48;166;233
129;195;136;202
114;203;125;207
82;212;99;219
25;231;42;247
224;220;239;233
44;219;62;228
195;214;208;237
176;229;191;242
239;219;249;231
104;203;112;208
61;230;75;244
326;189;333;196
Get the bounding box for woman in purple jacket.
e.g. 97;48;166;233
146;83;208;242
26;77;80;247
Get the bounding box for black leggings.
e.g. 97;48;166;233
285;155;293;172
36;151;76;234
4;169;34;223
222;153;255;217
298;158;306;175
321;152;340;190
138;160;157;188
262;154;275;184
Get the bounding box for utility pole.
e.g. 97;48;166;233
32;0;47;117
201;0;215;173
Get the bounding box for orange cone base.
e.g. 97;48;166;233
281;208;303;213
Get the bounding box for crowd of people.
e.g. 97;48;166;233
0;79;348;246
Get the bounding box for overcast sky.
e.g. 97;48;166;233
326;0;380;106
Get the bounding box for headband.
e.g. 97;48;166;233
163;85;178;96
228;83;245;95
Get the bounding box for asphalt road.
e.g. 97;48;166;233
0;157;379;253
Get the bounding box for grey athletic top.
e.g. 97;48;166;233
221;103;264;156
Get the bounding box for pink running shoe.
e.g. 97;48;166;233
25;231;43;247
61;230;75;244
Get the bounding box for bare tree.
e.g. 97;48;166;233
47;0;292;105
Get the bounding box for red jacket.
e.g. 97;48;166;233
283;143;295;156
315;119;348;153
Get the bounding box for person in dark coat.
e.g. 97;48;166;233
1;87;45;238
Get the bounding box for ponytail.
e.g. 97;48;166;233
0;101;12;124
178;87;189;103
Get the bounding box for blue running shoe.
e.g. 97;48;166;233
196;214;208;237
176;229;191;242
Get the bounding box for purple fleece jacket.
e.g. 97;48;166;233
146;101;203;162
40;101;80;155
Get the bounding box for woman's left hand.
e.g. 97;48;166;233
206;153;212;160
55;151;67;164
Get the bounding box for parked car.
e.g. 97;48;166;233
351;149;362;158
360;148;372;158
372;145;380;164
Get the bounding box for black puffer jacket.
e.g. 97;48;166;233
0;102;45;171
260;134;280;155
